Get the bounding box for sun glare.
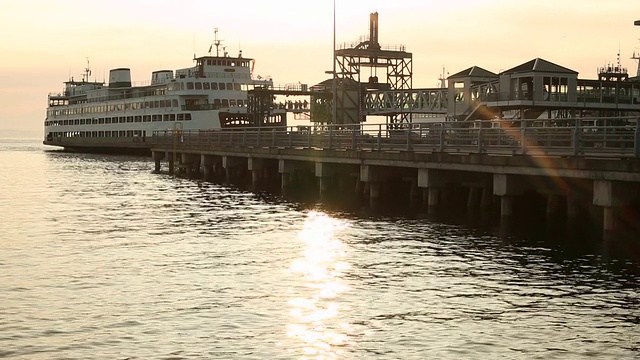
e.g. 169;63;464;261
286;211;351;358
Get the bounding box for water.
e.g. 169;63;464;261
0;138;638;359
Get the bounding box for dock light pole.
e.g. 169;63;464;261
332;0;337;125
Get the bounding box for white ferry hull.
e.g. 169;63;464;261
44;47;273;154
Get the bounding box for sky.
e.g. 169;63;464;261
1;0;639;135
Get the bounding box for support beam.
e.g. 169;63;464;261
200;154;219;180
417;168;446;188
493;174;526;197
222;156;246;183
480;186;493;211
428;188;440;214
546;194;562;220
281;172;291;193
467;187;481;211
319;177;330;197
248;157;266;190
603;207;616;232
369;182;382;208
152;151;164;173
202;165;212;180
500;196;514;219
592;179;640;236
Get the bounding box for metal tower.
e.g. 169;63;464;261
334;12;413;127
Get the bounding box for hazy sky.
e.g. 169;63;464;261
1;0;639;134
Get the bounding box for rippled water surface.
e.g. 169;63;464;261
0;139;638;359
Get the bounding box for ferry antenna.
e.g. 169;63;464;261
83;57;91;82
212;28;223;57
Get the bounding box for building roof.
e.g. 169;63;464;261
502;58;578;75
448;66;497;79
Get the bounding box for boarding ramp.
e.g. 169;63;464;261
364;88;448;115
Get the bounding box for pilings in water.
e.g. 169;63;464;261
150;149;640;240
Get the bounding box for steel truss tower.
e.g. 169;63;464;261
334;12;413;127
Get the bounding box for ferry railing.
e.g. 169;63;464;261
151;117;640;158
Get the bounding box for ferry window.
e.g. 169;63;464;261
187;82;194;90
180;82;185;90
119;117;125;123
213;99;221;106
163;114;170;121
211;82;218;90
126;116;133;123
222;99;229;107
203;82;210;90
207;60;212;65
80;119;85;125
218;82;225;90
229;99;236;107
172;99;178;107
98;118;104;124
92;131;97;137
153;101;159;108
92;118;98;124
234;83;241;91
135;116;142;122
126;131;133;137
169;114;176;121
226;83;233;90
185;113;191;121
195;82;202;90
237;99;244;107
177;114;184;121
98;131;104;137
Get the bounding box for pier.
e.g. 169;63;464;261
150;118;640;239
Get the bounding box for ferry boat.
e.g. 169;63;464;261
43;31;278;153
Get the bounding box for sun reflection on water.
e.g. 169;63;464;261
287;211;351;359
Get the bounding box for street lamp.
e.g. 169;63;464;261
332;0;337;125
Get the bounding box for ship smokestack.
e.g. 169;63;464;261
109;68;132;88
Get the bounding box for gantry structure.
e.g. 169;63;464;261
333;12;413;127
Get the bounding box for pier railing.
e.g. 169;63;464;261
151;117;640;158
